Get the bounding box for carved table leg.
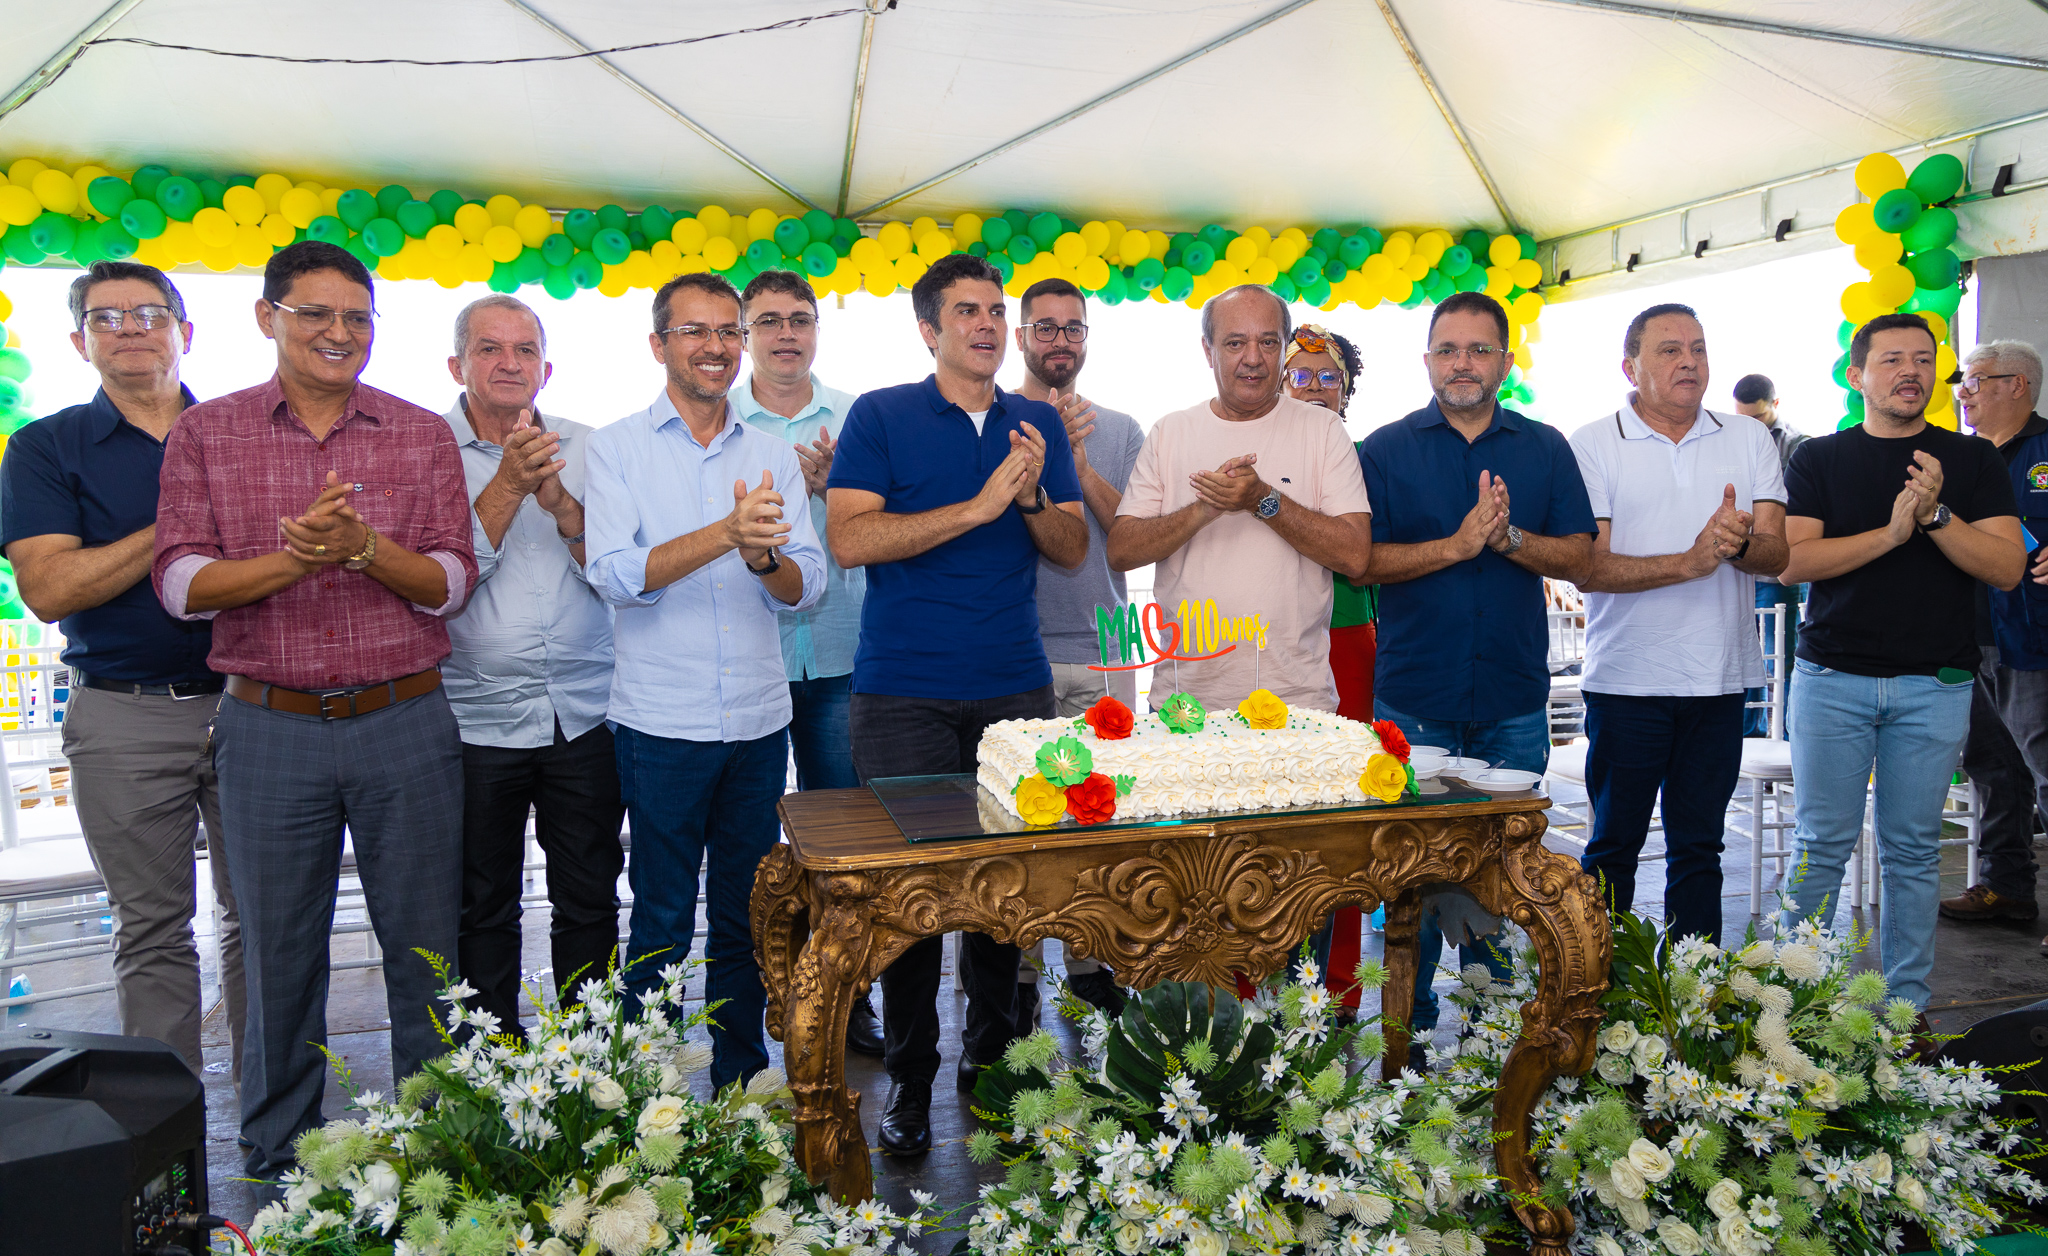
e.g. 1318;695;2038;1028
1481;817;1612;1256
1378;890;1421;1081
773;869;879;1201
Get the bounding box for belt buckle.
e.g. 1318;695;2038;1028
317;690;358;720
168;682;209;702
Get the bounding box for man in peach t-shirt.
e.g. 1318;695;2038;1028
1108;285;1374;712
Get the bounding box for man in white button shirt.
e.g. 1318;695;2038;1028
1569;303;1789;944
442;296;623;1034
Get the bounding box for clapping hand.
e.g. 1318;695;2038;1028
724;470;790;565
1686;483;1749;577
1008;421;1049;508
1905;450;1944;525
793;425;835;498
1054;391;1097;473
280;471;369;568
1189;453;1262;516
497;410;567;510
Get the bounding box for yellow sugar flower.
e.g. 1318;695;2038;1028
1238;688;1288;729
1014;773;1068;826
1360;753;1408;803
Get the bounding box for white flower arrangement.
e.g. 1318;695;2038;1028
959;961;1504;1255
244;952;930;1256
1424;913;2045;1256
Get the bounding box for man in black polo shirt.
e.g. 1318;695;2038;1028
0;260;241;1079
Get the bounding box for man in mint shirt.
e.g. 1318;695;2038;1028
729;269;881;1058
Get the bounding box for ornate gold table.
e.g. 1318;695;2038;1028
752;783;1610;1256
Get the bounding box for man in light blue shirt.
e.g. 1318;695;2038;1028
442;295;624;1035
729;268;884;1060
586;272;823;1090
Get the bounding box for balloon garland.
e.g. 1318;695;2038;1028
0;154;1552;416
1831;151;1967;430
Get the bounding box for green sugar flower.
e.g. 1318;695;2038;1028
1035;735;1093;786
1159;691;1207;733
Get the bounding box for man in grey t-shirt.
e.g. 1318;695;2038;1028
1015;278;1144;715
1013;276;1143;1020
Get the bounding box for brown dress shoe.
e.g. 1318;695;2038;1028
1908;1013;1942;1063
1938;884;2040;922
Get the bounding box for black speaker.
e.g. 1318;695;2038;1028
1940;996;2048;1179
0;1028;207;1254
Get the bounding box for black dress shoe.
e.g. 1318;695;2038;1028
1066;970;1129;1019
877;1077;932;1156
1406;1041;1431;1076
846;993;884;1058
957;1052;985;1093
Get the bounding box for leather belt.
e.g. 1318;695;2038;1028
73;670;226;699
225;669;441;720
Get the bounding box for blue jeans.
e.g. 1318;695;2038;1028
1581;691;1744;944
1778;661;1973;1009
1745;582;1805;737
788;673;856;791
614;723;787;1091
1372;700;1549;1032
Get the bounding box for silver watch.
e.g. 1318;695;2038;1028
1500;524;1524;555
1922;504;1952;532
1255;487;1282;519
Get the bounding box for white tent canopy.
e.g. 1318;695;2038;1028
3;0;2047;298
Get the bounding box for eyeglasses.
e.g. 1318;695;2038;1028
744;313;817;334
269;301;374;335
81;305;177;333
1956;373;2019;395
1285;367;1344;389
661;324;745;346
1430;345;1503;363
1026;321;1089;343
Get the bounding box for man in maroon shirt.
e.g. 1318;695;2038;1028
151;241;477;1179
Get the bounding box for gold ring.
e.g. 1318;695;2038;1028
314;544;326;556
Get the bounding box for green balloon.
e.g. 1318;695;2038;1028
1454;266;1487;294
1460;229;1491;257
1007;234;1038;264
1836;319;1856;349
130;165;169;200
565;251;604;289
724;260;757;290
1324;258;1351;285
981;217;1014;251
512;246;548;284
154;176;202;222
1516;232;1537;260
196;178;226;210
2;224;45;266
344;238;380;271
487;261;521;293
542;264;576;300
395;200;438;239
360;218;405;257
1132;258;1164;291
95;219;138;260
1027;212;1062;249
428;189;465;225
1303;277;1332;306
800;241;837;277
1269;274;1298;303
1288;257;1320;287
799;209;833;244
773;217;808;257
1906;152;1966;206
1871;187;1923;233
374;185;413;218
1161;266;1194;301
0;379;21;409
1910;283;1964;320
1900;206;1958;254
987;253;1014;284
27;213;75;255
594;204;629;233
1398;285;1427;310
540;233;576;267
1421;268;1451;301
0;349;30;383
1440;244;1473;275
1338;234;1373;268
642;206;677;243
591;228;631;266
119;197;166;241
1905;247;1960;290
831;219;861;254
87;176;134;218
1831;352;1852;390
1000;208;1029;235
336;189;379;231
1181;240;1215;276
1309;227;1341;256
744;239;780;270
562;209;599;248
1096;267;1126;303
306;215;349;244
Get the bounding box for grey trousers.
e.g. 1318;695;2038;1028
62;685;245;1078
213;688;463;1176
1962;645;2048;901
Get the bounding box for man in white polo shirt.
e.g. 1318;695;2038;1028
1569;303;1789;944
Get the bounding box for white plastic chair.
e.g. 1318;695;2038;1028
1731;603;1794;914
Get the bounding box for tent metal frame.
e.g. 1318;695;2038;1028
1372;0;1518;233
1531;0;2048;74
0;0;153;122
834;0;888;217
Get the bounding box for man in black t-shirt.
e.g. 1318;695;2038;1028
1777;313;2023;1019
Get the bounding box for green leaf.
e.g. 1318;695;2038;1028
1114;773;1135;797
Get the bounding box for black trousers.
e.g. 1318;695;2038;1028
457;721;626;1031
850;685;1054;1084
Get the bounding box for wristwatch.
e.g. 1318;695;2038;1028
1499;525;1524;555
1254;487;1282;520
745;549;781;576
343;530;377;571
1922;504;1953;532
1017;485;1049;515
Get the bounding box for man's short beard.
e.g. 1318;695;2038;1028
1434;379;1497;412
671;364;732;403
1029;351;1081;391
1866;390;1928;425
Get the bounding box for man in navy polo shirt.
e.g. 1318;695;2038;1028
1359;291;1595;1067
826;252;1085;1156
0;260;242;1080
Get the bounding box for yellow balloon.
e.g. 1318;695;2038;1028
1840;281;1884;324
1853;233;1904;271
131;237;173;269
597;265;631;298
877;221;911;259
161;220;203;264
1509;258;1543;289
278;187;322;229
1052;231;1085;267
671;217;708;255
434;264;468;291
222;185;266;227
200;244;239;274
862;268;895;298
1414;231;1448;267
319;187;344;217
914;230;950;261
232;224;272;269
746;207;779;242
514;204;554;249
7;158;46;189
649;240;682;277
254;172;294;212
426;223;465;261
192;207;237;249
1834;202;1877;246
696;205;732;236
1246;258;1279;285
1922;311;1950;343
830;257;859;295
0;185;41;227
894;254;929;286
259;213;295;247
1511;291;1545;324
71;165;110;217
1078;256;1111;289
453;202;493;244
1223;236;1258;268
1080;220;1111;256
952;212;984;246
1381;231;1414;266
1398;255;1430;282
1118;229;1151;265
1145;229;1171;260
1854;152;1908;199
399;237;433;273
460;243;494;283
848;236;885;272
909;215;937;242
30;168;77;214
703;237;739;270
1268;238;1302;272
1483;266;1514;299
1514;343;1534;373
376;252;407;282
1868;263;1915;308
1489;234;1522;268
485;194;521;226
677;254;711;276
1936;343;1959;377
482;224;524;264
1382;276;1413;304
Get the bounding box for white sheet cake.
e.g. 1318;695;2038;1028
975;708;1387;821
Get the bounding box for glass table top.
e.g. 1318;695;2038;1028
867;773;1510;845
